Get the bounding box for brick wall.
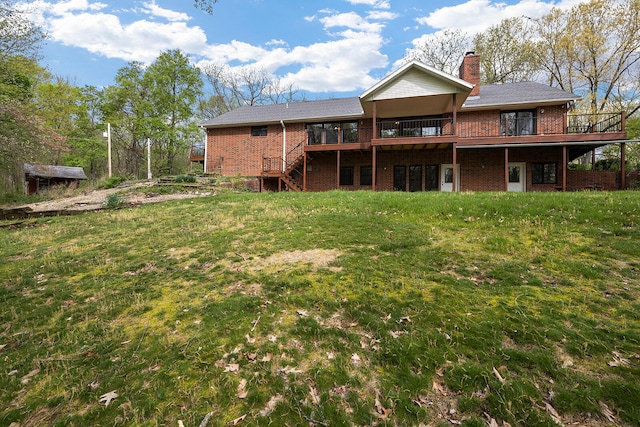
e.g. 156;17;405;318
206;123;306;176
306;146;570;192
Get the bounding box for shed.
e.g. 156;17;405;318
24;163;88;194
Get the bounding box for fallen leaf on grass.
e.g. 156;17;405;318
296;309;308;317
20;368;40;384
259;394;283;416
544;401;562;425
280;366;302;375
432;380;447;395
350;353;362;366
374;393;392;419
224;364;240;373
0;344;6;351
228;414;247;425
99;390;118;407
309;386;321;405
260;353;272;362
237;379;248;399
608;351;631;367
600;401;616;423
492;367;505;384
389;330;407;339
245;334;255;344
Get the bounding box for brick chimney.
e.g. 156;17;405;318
459;51;480;96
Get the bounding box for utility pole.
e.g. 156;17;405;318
147;138;152;181
103;123;112;178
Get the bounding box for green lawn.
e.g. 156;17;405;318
1;190;639;426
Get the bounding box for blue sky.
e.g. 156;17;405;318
20;0;584;98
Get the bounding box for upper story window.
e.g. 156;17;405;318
251;125;268;136
307;121;358;144
501;111;535;136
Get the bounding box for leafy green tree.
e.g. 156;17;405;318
473;17;540;84
534;0;640;115
144;49;203;175
0;0;62;194
102;51;204;178
101;62;150;178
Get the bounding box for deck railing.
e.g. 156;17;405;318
190;143;205;158
302;112;625;146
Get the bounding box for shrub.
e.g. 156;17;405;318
104;176;126;189
102;193;126;209
175;174;196;183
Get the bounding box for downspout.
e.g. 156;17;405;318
201;126;207;173
280;120;286;173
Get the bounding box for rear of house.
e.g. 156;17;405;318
200;53;631;192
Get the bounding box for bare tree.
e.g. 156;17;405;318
401;29;470;75
200;63;304;119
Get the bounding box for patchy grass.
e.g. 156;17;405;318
1;191;640;426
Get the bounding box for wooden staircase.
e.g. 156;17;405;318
262;140;306;192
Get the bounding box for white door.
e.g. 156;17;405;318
508;162;526;192
440;164;460;192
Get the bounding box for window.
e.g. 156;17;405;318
409;165;422;192
393;166;406;191
307;122;358;144
532;163;557;184
360;166;372;186
340;166;354;186
501;111;535;136
509;165;521;183
425;165;439;191
342;122;359;143
251;125;268;136
444;167;454;184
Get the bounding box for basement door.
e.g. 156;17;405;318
440;164;460;192
508;162;526;192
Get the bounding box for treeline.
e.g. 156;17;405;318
1;0;639;194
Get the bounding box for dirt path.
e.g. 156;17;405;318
7;182;210;213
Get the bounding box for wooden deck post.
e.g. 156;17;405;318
452;94;457;136
621;142;626;189
562;145;567;192
372;146;377;192
303;152;307;192
336;151;341;189
452;143;457;192
504;147;509;191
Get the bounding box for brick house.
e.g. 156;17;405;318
200;53;630;192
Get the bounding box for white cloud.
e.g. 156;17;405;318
345;0;391;9
142;1;191;22
417;0;580;34
320;11;384;33
50;0;106;14
367;10;399;20
24;0;393;93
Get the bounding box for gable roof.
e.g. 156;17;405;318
462;82;579;111
360;60;474;102
201;97;364;128
24;163;87;180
